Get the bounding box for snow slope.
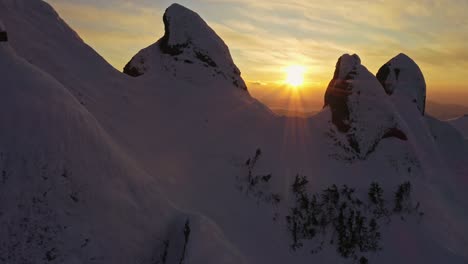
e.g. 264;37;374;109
449;115;468;139
0;20;244;264
1;1;468;264
0;35;169;263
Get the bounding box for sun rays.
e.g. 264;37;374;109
284;65;307;88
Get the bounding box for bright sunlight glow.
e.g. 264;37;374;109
285;65;306;88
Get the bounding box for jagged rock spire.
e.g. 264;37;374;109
124;4;247;91
376;53;426;115
324;54;407;160
324;54;361;132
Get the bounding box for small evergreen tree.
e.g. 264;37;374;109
286;178;422;263
368;182;388;219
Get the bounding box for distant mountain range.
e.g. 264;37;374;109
426;101;468;120
271;101;468;120
270;108;319;117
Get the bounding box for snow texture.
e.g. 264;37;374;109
376;53;427;115
324;54;407;160
1;1;468;264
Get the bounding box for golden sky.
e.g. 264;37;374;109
45;0;468;110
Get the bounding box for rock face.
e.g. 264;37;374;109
376;53;426;115
0;21;7;42
124;4;247;91
324;54;407;160
324;54;360;132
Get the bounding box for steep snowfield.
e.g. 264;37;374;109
0;0;131;124
0;38;169;263
0;21;244;264
1;1;468;264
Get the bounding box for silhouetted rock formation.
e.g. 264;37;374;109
376;53;426;115
124;4;247;91
324;54;360;132
123;62;142;77
325;54;407;160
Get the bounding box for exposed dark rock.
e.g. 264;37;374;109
159;42;187;56
324;55;360;133
376;64;391;94
159;8;191;56
382;128;408;141
160;13;183;56
237;148;281;206
195;51;217;67
45;248;57;261
0;31;7;42
123;62;144;77
376;54;426;115
394;68;400;80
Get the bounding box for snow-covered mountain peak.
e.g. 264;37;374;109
334;53;361;79
124;4;247;91
376;53;426;115
324;54;407;160
161;3;219;50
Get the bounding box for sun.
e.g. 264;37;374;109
285;65;306;88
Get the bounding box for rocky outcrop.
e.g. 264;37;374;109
0;21;7;42
325;54;407;160
324;54;360;132
376;53;426;115
124;4;247;91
